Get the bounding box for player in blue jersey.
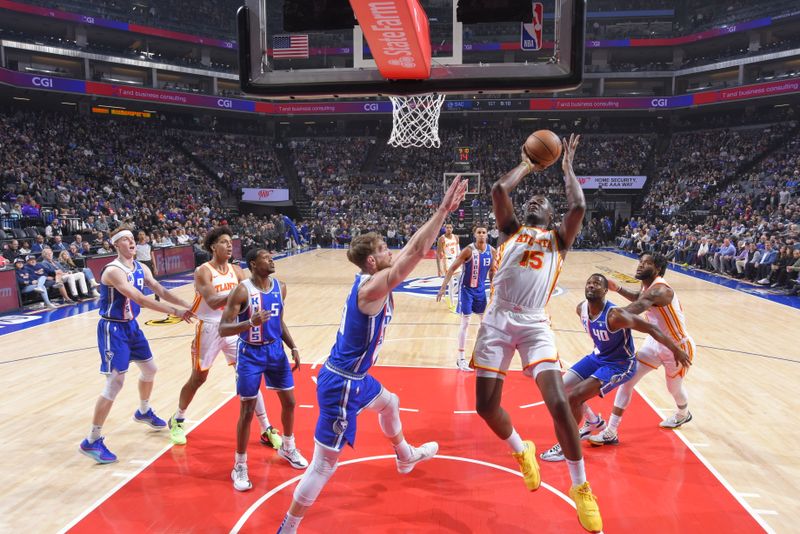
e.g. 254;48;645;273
219;248;307;492
79;226;195;464
277;176;468;533
436;223;496;371
539;273;689;461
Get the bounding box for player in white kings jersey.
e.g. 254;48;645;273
472;134;602;533
589;252;694;447
168;227;281;448
437;223;461;311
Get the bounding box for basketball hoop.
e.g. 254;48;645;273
388;93;446;149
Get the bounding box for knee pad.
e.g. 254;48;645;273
293;445;340;507
666;376;688;405
376;391;402;438
101;371;125;401
136;359;157;382
613;382;634;410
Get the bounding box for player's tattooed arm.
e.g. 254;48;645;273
606;278;640;302
608;307;691;370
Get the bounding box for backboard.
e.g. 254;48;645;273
238;0;585;99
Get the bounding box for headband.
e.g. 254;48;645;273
110;230;134;245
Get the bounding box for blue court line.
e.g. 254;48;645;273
0;247;310;337
609;249;800;310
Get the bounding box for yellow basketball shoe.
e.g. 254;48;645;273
511;440;540;491
569;481;603;533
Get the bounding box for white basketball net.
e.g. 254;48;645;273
388;93;446;149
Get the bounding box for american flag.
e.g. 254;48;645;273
272;34;309;59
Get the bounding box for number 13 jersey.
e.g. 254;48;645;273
491;226;563;310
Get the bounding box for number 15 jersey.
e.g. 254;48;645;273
492;226;563;310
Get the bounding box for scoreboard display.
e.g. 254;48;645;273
455;146;474;164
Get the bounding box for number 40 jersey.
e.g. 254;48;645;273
579;299;635;364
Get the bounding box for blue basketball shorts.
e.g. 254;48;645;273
568;354;638;397
314;365;382;450
236;340;293;398
97;318;153;374
457;286;487;315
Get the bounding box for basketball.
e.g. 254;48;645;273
523;130;563;168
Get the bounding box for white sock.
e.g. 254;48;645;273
457;314;470;353
88;425;103;443
235;452;247;465
139;399;151;414
255;390;270;432
608;414;622;433
676;404;689;418
282;434;295;450
583;404;599;424
175;408;186;421
505;429;526;453
566;458;587;486
280;513;303;533
394;439;413;461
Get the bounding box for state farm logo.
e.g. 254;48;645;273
578;177;589;185
388;56;416;69
258;190;273;199
369;2;412;59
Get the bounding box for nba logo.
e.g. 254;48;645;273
521;2;544;51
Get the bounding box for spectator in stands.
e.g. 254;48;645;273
81;241;94;256
51;235;67;253
31;234;46;253
695;237;710;268
786;249;800;287
175;228;190;245
743;243;762;281
25;254;71;303
21;197;40;218
136;231;155;274
766;246;794;287
15;257;55;309
73;234;86;251
19;241;32;255
711;238;737;274
97;240;113;255
3;239;20;262
94;214;111;233
733;242;752;277
45;218;63;238
41;247;90;300
756;242;778;283
58;250;99;291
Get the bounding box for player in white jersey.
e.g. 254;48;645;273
437;224;461;311
589;253;694;447
168;227;281;449
473;134;602;533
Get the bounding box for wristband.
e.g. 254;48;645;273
291;347;299;353
522;160;534;174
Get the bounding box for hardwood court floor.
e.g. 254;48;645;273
0;249;797;533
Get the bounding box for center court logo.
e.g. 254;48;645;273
394;276;564;299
